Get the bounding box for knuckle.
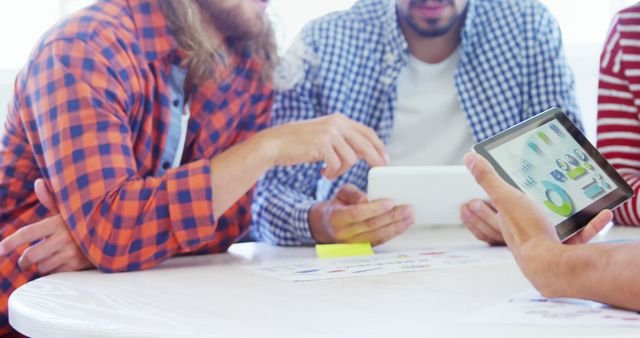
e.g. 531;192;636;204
349;207;361;220
331;224;348;240
333;229;346;240
394;208;406;220
475;207;489;219
321;135;334;148
327;114;342;126
331;113;344;121
67;249;79;260
328;212;340;225
37;265;49;274
59;250;74;261
364;127;378;140
324;122;338;134
364;217;381;229
11;229;28;243
491;193;511;210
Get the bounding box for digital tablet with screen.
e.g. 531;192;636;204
473;107;634;241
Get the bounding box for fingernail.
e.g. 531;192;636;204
463;154;476;170
460;208;470;221
471;201;483;212
404;216;414;226
384;201;395;210
384;153;391;164
403;206;414;218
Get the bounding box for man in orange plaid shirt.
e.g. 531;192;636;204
0;0;392;334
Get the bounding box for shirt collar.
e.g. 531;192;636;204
460;0;478;50
126;0;180;62
383;0;409;56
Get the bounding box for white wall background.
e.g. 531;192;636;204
0;0;638;141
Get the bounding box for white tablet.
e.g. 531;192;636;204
367;166;487;226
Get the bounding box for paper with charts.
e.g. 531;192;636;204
463;288;640;327
246;247;510;282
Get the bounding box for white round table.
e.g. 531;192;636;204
8;225;640;338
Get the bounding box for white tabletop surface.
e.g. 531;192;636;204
8;225;640;338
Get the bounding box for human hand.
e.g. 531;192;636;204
0;179;94;274
257;114;389;180
460;199;505;246
309;184;414;246
463;153;613;291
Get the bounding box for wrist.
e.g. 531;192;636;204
517;240;569;298
246;130;278;172
309;201;335;244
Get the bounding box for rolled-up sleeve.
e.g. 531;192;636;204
23;38;218;272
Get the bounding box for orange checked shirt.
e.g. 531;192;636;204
0;0;272;332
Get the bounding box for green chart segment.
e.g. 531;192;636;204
542;180;574;217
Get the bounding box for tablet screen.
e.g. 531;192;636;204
488;119;616;226
473;108;633;240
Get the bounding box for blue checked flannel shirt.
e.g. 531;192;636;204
251;0;582;245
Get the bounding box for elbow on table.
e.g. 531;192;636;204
88;245;170;274
95;265;126;274
93;259;155;274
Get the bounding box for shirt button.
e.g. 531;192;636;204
162;162;171;170
172;99;180;107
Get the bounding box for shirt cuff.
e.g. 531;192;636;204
290;199;317;245
166;159;217;252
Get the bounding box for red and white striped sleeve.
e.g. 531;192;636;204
597;6;640;226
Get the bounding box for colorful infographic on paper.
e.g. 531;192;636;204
488;120;615;225
246;248;511;282
463;288;640;327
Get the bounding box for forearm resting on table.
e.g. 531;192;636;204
209;135;273;219
551;243;640;310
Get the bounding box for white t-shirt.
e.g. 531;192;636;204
387;49;474;166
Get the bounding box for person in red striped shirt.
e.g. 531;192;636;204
598;4;640;226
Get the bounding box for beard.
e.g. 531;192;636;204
196;0;270;41
403;0;466;38
191;0;278;81
159;0;278;83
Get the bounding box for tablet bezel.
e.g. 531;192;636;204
473;107;634;241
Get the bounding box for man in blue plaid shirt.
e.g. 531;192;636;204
252;0;582;246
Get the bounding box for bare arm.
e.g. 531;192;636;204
551;242;640;310
464;152;640;310
209;135;273;220
210;114;388;219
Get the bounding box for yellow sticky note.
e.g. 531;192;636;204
315;243;374;259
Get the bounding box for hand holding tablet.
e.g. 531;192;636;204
473;108;634;241
368;166;487;226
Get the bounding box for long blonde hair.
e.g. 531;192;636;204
158;0;277;86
